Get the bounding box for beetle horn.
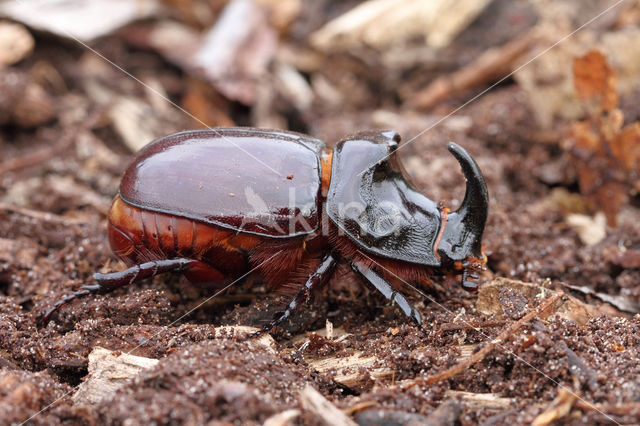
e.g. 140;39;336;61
438;143;489;261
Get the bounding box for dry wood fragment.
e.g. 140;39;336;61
401;292;562;389
308;351;392;389
532;388;578;426
407;30;536;110
73;347;159;405
299;386;357;426
444;390;512;411
263;409;301;426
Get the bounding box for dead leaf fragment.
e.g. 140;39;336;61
573;50;617;111
564;51;640;226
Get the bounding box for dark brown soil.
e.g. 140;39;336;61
1;1;639;425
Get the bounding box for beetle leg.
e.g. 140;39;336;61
351;261;422;328
40;258;195;325
259;252;338;334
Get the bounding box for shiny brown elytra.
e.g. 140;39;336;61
42;128;489;330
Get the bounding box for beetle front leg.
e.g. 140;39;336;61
260;252;338;334
351;261;422;328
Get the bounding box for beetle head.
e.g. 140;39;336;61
436;142;489;287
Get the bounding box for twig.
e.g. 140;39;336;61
401;292;562;389
263;409;301;426
444;390;512;410
532;388;577;426
407;30;536;110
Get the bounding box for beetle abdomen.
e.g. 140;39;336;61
107;196;259;287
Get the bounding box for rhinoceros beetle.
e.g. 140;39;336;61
42;128;489;330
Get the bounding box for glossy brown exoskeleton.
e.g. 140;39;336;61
43;128;489;330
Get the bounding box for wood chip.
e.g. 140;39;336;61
73;347;159;405
445;390;512;411
308;351;392;389
299;386;357;426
